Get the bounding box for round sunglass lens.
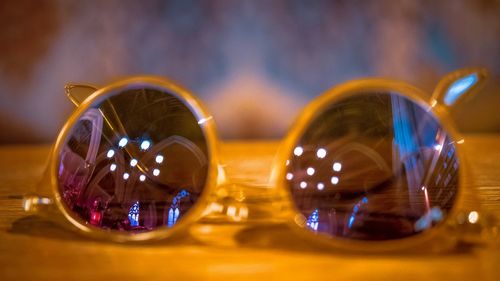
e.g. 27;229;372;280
58;86;209;232
287;92;459;240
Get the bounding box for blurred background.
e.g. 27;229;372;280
0;0;499;143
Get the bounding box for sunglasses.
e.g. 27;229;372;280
23;68;493;249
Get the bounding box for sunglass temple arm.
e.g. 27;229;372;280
65;83;99;107
431;67;489;108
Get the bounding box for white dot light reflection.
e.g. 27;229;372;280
140;140;151;150
306;167;315;176
109;164;117;172
333;162;342;172
316;148;327;159
139;174;146;182
300;181;307;189
294;146;304;157
106;149;115;158
130;159;138;167
118;137;128;147
123;173;130;180
197;116;213;125
317;183;325;190
155;155;164;164
331;176;339;185
468;211;479;224
286;173;294;180
153;168;160;176
434;144;442;151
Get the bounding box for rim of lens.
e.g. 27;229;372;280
51;76;218;242
275;78;466;250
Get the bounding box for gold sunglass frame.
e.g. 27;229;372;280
24;68;492;249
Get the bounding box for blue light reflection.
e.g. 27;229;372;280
348;197;368;229
306;209;319;231
444;74;478;105
167;189;190;228
128;201;140;227
414;206;444;232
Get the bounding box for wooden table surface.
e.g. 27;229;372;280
0;136;499;281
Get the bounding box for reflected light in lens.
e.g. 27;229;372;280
444;74;478;105
306;167;315;176
155;155;164;164
333;162;342;172
197;116;213;125
123;173;129;180
153;168;160;176
422;186;430;210
110;163;117;172
118;137;128;147
316;148;327;158
130;159;138;167
468;211;479;224
434;144;442;151
317;182;325;190
307;209;319;231
348;215;355;228
300;181;307;189
106;149;115;158
294;146;303;156
331;176;339;185
140;140;151;150
139;174;146;182
128;201;140;227
286;173;294;180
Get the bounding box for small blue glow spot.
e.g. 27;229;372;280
306;209;319;231
348;215;355;228
167;190;190;228
444;74;478;105
430;206;443;222
347;197;368;229
178;190;189;198
167;207;180;228
128;201;140;227
414;216;431;232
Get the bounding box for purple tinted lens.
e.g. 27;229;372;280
288;93;458;240
58;87;208;232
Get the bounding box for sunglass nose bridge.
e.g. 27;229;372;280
199;141;293;224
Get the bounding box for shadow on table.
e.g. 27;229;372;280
8;215;480;258
231;223;486;257
8;215;204;247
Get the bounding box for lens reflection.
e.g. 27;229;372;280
288;93;459;240
58;87;208;232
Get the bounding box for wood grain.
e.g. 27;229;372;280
0;136;499;281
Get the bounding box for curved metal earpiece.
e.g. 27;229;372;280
65;83;98;106
431;67;489;108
